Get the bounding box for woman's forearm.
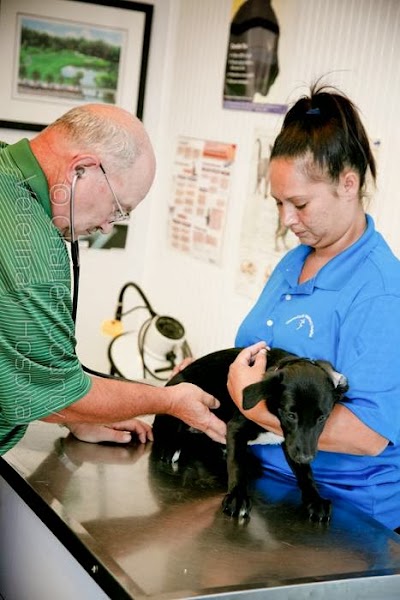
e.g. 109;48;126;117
241;402;388;457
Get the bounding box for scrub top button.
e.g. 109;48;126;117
266;319;274;327
285;294;292;301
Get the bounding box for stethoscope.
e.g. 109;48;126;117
70;167;83;325
69;167;144;382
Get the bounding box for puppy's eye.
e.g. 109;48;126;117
286;412;297;421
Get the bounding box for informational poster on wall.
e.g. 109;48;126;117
235;129;297;299
223;0;287;114
168;136;236;265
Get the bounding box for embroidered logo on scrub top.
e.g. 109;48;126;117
285;314;315;338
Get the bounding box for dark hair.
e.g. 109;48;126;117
270;82;376;192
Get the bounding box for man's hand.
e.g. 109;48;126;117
61;432;151;465
167;382;226;444
227;342;268;409
66;418;153;444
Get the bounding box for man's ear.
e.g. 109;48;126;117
66;155;100;183
242;371;283;410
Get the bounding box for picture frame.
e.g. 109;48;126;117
0;0;153;132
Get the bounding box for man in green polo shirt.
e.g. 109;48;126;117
0;104;226;454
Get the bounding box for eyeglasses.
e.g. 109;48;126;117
99;163;130;224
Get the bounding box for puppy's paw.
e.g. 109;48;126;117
222;487;252;520
305;497;332;522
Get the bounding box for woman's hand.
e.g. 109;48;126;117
168;356;194;379
227;342;268;409
228;343;285;436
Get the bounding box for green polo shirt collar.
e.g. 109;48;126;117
7;138;52;218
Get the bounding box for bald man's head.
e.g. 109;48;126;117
46;103;155;173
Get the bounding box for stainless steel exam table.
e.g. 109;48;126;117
0;421;399;599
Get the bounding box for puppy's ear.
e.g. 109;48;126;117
334;373;348;396
242;371;283;410
315;360;349;396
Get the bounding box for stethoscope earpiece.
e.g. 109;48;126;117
75;166;85;178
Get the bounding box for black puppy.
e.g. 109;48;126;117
152;347;348;522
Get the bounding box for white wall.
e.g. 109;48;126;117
75;0;176;372
3;0;399;371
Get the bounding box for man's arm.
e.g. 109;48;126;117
42;375;226;444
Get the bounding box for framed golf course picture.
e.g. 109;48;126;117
0;0;153;130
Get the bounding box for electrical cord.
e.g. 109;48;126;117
114;281;157;321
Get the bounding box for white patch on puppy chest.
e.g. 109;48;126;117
172;449;181;463
247;432;284;446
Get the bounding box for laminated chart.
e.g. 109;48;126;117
168;137;236;265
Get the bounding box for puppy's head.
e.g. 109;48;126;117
242;358;348;464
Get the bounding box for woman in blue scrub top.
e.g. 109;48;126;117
227;84;400;531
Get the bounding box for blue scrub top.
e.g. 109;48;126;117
236;215;400;529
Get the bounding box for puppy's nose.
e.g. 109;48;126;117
294;452;314;464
